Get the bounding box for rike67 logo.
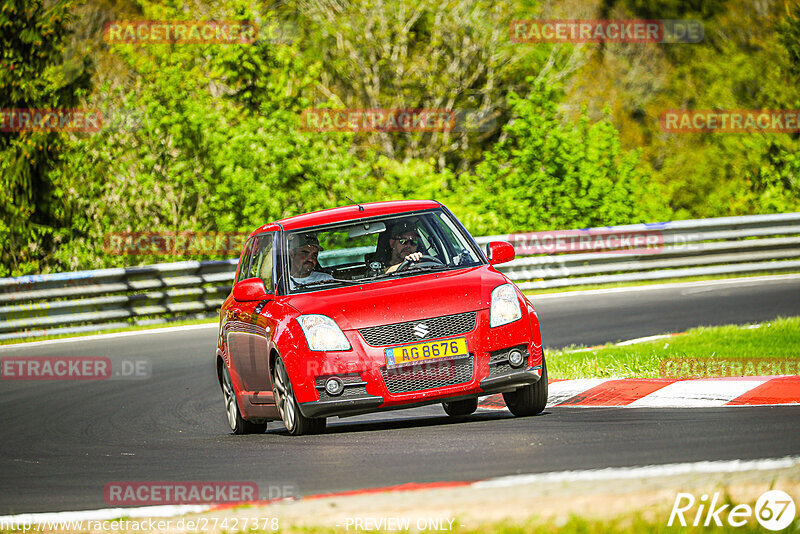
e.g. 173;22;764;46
669;490;796;530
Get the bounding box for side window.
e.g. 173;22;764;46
434;211;480;265
235;237;256;284
247;234;275;292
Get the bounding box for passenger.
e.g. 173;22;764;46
288;233;334;288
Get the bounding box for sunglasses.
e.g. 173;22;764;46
394;237;419;246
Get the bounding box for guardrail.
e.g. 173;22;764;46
474;212;800;290
0;260;236;341
1;213;799;340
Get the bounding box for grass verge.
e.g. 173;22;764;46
547;316;800;379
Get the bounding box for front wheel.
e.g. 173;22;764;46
221;364;267;434
272;356;326;435
443;398;478;417
502;356;548;417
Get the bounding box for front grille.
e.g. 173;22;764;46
318;385;369;401
381;356;474;394
359;311;477;346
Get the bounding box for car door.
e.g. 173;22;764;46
225;233;278;400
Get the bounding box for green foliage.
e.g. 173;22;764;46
51;1;371;269
0;0;91;276
275;0;565;172
580;0;800;219
3;0;799;277
455;82;667;236
616;0;727;22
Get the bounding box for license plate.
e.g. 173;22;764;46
385;337;468;368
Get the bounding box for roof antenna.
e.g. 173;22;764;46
346;196;365;211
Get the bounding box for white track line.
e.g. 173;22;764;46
0;323;218;351
529;273;800;300
473;456;800;488
615;334;676;346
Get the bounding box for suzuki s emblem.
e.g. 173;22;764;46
413;323;430;338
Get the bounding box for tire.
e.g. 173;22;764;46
502;356;548;417
442;398;478;417
272;356;326;435
221;364;268;434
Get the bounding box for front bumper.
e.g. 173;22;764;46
300;396;384;418
290;309;544;418
480;365;542;393
298;364;542;419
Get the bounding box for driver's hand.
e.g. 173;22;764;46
384;253;424;274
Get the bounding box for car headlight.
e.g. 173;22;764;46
297;314;351;351
490;283;522;327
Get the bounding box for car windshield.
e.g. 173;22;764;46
284;209;483;293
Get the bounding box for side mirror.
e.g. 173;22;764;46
486;241;515;265
232;277;272;302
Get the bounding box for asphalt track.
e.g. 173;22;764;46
1;276;799;514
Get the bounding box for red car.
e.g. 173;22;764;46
216;200;547;435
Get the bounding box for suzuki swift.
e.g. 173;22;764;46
216;200;547;435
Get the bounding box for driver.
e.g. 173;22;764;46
385;222;424;273
288;233;334;288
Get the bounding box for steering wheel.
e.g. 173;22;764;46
394;254;444;273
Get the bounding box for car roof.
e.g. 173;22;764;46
251;200;442;235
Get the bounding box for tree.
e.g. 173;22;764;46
277;0;583;173
455;81;667;235
51;1;373;268
0;0;92;276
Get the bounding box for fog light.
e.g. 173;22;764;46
324;377;344;396
508;349;524;368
